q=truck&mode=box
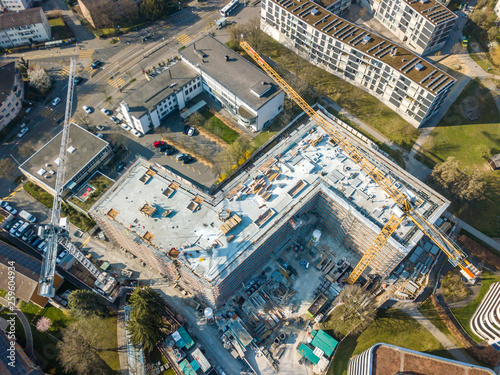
[215,17,227,29]
[19,210,37,223]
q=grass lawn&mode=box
[48,17,73,40]
[24,181,96,231]
[415,79,500,237]
[247,35,420,151]
[19,301,75,337]
[69,173,113,211]
[328,308,451,375]
[451,270,500,343]
[96,315,120,372]
[200,110,240,144]
[418,299,457,345]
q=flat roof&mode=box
[268,0,455,94]
[372,343,495,375]
[403,0,457,25]
[180,35,282,111]
[91,110,449,285]
[122,60,199,119]
[19,123,109,190]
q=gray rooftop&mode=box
[0,7,44,30]
[19,123,109,190]
[180,35,282,111]
[122,61,199,119]
[91,110,449,285]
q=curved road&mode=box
[0,296,34,359]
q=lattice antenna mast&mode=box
[39,58,76,297]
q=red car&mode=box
[153,141,165,148]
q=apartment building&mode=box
[261,0,456,127]
[0,61,24,131]
[348,343,495,375]
[121,36,285,133]
[19,123,112,196]
[0,0,33,11]
[0,7,51,48]
[359,0,457,55]
[471,282,500,350]
[90,114,450,307]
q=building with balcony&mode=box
[0,0,34,11]
[359,0,457,55]
[260,0,456,127]
[0,7,51,48]
[0,61,24,131]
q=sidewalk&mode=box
[116,293,129,375]
[395,302,477,365]
[444,211,500,252]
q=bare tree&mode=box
[321,284,377,336]
[76,113,92,129]
[108,132,126,147]
[27,65,52,93]
[431,157,486,202]
[186,111,205,129]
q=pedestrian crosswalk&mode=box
[54,66,70,78]
[39,107,64,123]
[177,34,192,45]
[79,49,94,60]
[83,64,94,72]
[162,23,173,29]
[108,77,126,89]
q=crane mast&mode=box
[239,41,480,284]
[39,58,76,297]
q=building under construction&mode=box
[89,111,449,307]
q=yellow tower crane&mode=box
[240,41,481,284]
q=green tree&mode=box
[127,287,169,352]
[68,290,107,318]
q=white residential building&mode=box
[0,8,51,48]
[0,61,24,131]
[120,35,285,134]
[261,0,456,127]
[471,282,500,350]
[359,0,457,55]
[0,0,34,11]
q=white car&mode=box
[130,129,142,138]
[56,250,68,264]
[9,221,22,235]
[4,205,17,215]
[120,123,131,132]
[187,127,195,137]
[52,97,61,106]
[83,105,92,114]
[101,108,112,116]
[17,127,29,138]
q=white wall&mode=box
[0,0,33,11]
[0,9,51,48]
[255,91,285,131]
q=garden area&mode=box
[451,270,500,343]
[48,16,74,40]
[414,79,500,237]
[69,173,114,211]
[441,269,470,303]
[328,308,451,375]
[199,110,240,144]
[24,181,96,231]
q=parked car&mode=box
[0,201,8,208]
[176,153,187,161]
[153,141,166,148]
[83,105,92,114]
[22,228,35,242]
[9,220,22,235]
[164,148,175,155]
[74,76,83,85]
[32,238,42,247]
[159,144,171,152]
[56,250,68,264]
[116,163,125,172]
[52,97,61,106]
[120,123,131,132]
[37,241,47,251]
[91,60,102,69]
[97,133,103,138]
[17,127,29,138]
[101,108,112,116]
[110,116,120,124]
[96,125,105,131]
[187,127,195,137]
[130,129,142,138]
[4,205,17,215]
[15,221,29,237]
[183,155,194,164]
[183,125,190,134]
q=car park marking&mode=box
[163,23,173,29]
[177,34,192,45]
[83,64,94,72]
[55,66,70,77]
[1,185,23,200]
[79,49,95,60]
[79,236,91,249]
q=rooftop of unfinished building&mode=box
[91,110,449,284]
[372,343,495,375]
